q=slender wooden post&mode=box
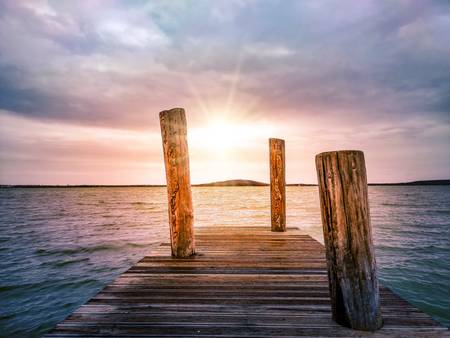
[159,108,195,258]
[269,138,286,232]
[315,150,382,331]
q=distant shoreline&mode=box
[368,180,450,186]
[1,179,449,188]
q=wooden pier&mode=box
[46,226,448,337]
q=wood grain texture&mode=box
[45,226,448,337]
[159,108,195,258]
[316,150,382,331]
[269,138,286,232]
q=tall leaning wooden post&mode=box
[269,138,286,232]
[315,150,382,331]
[159,108,195,258]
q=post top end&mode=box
[159,107,185,118]
[315,150,364,160]
[269,138,285,143]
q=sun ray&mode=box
[225,50,245,116]
[184,75,210,116]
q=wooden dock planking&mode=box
[45,226,448,337]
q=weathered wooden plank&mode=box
[65,312,437,323]
[48,323,449,337]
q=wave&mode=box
[380,203,402,206]
[53,257,90,267]
[34,241,152,257]
[433,209,450,214]
[126,242,150,248]
[130,202,158,210]
[35,244,121,256]
[0,313,15,320]
[0,278,98,294]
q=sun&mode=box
[189,112,276,158]
[204,118,237,151]
[189,116,239,156]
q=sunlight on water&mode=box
[0,186,449,336]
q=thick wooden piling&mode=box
[315,150,382,331]
[159,108,195,258]
[269,138,286,232]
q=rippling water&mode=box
[0,186,449,336]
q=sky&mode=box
[0,0,449,185]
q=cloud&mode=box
[0,0,449,183]
[0,0,449,127]
[0,1,450,126]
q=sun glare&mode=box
[189,113,275,158]
[204,118,236,151]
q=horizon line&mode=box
[1,179,449,188]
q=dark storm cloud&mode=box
[0,0,449,127]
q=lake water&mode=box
[0,186,449,336]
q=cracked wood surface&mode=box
[269,138,286,232]
[159,108,195,258]
[316,150,382,330]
